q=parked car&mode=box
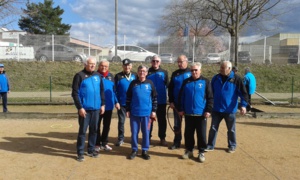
[288,52,299,64]
[108,45,157,62]
[203,53,221,64]
[160,53,174,63]
[238,51,251,63]
[35,44,86,62]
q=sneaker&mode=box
[160,139,168,146]
[204,147,214,152]
[182,150,193,159]
[198,153,205,163]
[128,151,137,160]
[168,144,180,150]
[103,144,112,151]
[142,150,150,160]
[115,140,124,146]
[228,147,236,153]
[94,146,101,152]
[86,151,99,158]
[77,154,84,162]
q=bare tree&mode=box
[159,0,285,65]
[0,0,25,27]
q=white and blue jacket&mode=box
[147,67,168,105]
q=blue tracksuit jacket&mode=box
[168,68,191,107]
[114,71,137,106]
[126,79,158,117]
[147,67,168,105]
[178,76,213,115]
[98,72,118,111]
[211,71,248,113]
[72,69,105,110]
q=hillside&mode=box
[1,60,299,93]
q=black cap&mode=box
[232,66,238,71]
[122,59,131,65]
[0,64,4,67]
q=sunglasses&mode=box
[191,69,198,72]
[152,60,159,63]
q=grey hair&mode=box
[84,56,96,65]
[137,65,148,72]
[190,62,202,69]
[99,59,110,66]
[151,55,161,61]
[221,60,232,69]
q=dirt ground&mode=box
[0,105,299,179]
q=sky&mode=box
[5,0,300,46]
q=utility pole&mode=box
[234,0,239,66]
[115,0,118,61]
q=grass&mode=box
[1,60,300,94]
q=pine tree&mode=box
[18,0,71,35]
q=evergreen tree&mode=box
[18,0,71,35]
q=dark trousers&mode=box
[184,115,207,153]
[0,92,8,112]
[247,94,252,111]
[117,106,126,141]
[173,108,182,146]
[96,110,112,146]
[76,110,99,155]
[150,104,167,140]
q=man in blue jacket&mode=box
[95,59,120,152]
[168,55,191,150]
[72,56,105,162]
[147,55,169,146]
[243,67,256,112]
[178,62,213,163]
[206,61,248,153]
[0,64,10,112]
[126,65,157,160]
[114,59,137,146]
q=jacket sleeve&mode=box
[71,73,83,110]
[205,79,214,113]
[168,72,175,103]
[178,80,186,112]
[100,77,105,106]
[126,81,134,112]
[150,81,158,112]
[237,76,249,107]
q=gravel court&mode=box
[0,116,299,179]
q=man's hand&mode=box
[170,102,175,109]
[240,107,246,115]
[100,105,105,115]
[126,111,130,118]
[115,103,120,110]
[78,108,86,118]
[178,111,184,116]
[204,112,211,118]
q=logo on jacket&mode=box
[145,84,149,89]
[198,83,203,88]
[93,76,98,81]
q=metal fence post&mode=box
[50,76,52,102]
[291,76,294,105]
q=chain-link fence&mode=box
[0,32,300,64]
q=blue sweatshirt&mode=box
[178,76,213,115]
[243,72,256,95]
[126,79,157,117]
[147,67,168,105]
[211,71,248,113]
[0,71,9,93]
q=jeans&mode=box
[117,106,126,141]
[149,104,167,140]
[96,110,112,146]
[0,92,8,112]
[207,111,237,149]
[76,110,100,155]
[184,115,207,153]
[172,108,182,146]
[130,115,150,151]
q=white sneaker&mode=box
[103,145,112,151]
[182,150,193,159]
[198,153,205,163]
[94,146,101,152]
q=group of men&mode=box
[72,54,256,163]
